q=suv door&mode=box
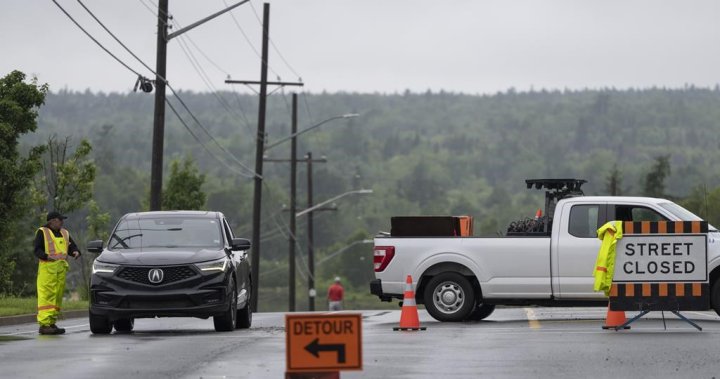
[555,202,609,299]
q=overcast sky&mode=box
[1,0,718,94]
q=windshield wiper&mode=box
[109,233,143,249]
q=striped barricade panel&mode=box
[609,282,709,311]
[609,221,710,312]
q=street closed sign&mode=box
[614,234,708,282]
[286,313,362,372]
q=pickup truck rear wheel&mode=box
[423,272,475,322]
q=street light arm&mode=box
[295,189,372,218]
[264,113,359,152]
[168,0,250,40]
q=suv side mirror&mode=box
[230,238,252,251]
[87,240,104,254]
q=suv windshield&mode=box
[108,217,223,250]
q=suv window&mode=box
[568,205,600,238]
[614,205,668,222]
[222,219,234,245]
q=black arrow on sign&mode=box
[304,338,346,363]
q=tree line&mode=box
[4,69,720,310]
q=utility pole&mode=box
[262,94,297,311]
[304,152,334,311]
[250,2,271,313]
[307,151,315,311]
[289,93,297,312]
[149,0,169,211]
[264,146,329,312]
[225,3,303,312]
[148,0,251,211]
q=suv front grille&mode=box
[116,266,198,285]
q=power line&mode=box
[165,98,255,178]
[301,91,316,126]
[72,0,259,179]
[247,0,302,80]
[166,85,260,178]
[137,0,156,16]
[222,0,281,79]
[52,0,145,78]
[173,26,252,131]
[77,0,159,81]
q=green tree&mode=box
[163,156,206,210]
[74,199,112,300]
[18,136,105,297]
[605,164,623,196]
[0,70,48,294]
[643,155,671,198]
[34,136,96,214]
[680,184,720,226]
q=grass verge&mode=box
[0,297,88,317]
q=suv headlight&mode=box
[195,258,228,272]
[92,261,118,274]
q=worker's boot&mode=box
[50,324,66,334]
[39,325,62,335]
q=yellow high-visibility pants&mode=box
[37,260,68,326]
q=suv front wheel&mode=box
[214,283,237,332]
[90,312,112,334]
[236,287,252,329]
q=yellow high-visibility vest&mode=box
[38,227,69,262]
[592,221,623,296]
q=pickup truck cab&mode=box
[371,180,720,322]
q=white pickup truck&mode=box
[370,180,720,322]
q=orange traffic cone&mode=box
[601,304,630,330]
[393,275,426,331]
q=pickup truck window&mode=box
[614,205,668,222]
[568,204,600,238]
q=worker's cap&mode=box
[46,211,67,221]
[334,276,341,282]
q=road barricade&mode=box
[608,221,709,330]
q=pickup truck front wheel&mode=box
[711,279,720,317]
[423,272,475,322]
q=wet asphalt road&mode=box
[2,308,720,378]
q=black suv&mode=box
[87,211,252,334]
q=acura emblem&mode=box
[148,268,164,284]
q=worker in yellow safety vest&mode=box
[593,220,623,296]
[34,211,81,335]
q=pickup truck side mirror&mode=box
[230,238,252,251]
[87,240,104,254]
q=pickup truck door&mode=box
[554,202,609,299]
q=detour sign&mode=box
[286,313,362,372]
